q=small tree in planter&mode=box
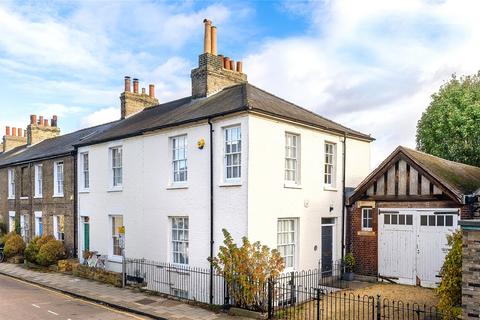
[343,253,355,281]
[210,229,285,313]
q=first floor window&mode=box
[324,142,336,186]
[277,219,297,269]
[224,126,241,180]
[111,215,124,256]
[35,164,43,197]
[285,133,300,183]
[8,168,15,198]
[35,212,43,236]
[54,161,64,196]
[171,135,187,183]
[111,147,123,187]
[53,215,65,241]
[21,166,29,198]
[362,208,373,231]
[171,217,189,264]
[81,153,89,189]
[8,212,15,232]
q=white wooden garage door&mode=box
[378,209,458,288]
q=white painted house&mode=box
[76,20,373,273]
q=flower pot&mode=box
[343,272,354,281]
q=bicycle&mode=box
[0,243,5,263]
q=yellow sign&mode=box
[118,226,125,234]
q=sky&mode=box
[1,0,480,167]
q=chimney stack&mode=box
[120,76,159,119]
[124,76,131,92]
[149,84,155,98]
[2,124,27,152]
[26,114,60,145]
[191,19,247,98]
[133,78,139,94]
[203,19,212,54]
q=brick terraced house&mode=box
[347,146,480,288]
[0,116,117,255]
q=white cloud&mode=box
[80,107,118,128]
[245,0,480,166]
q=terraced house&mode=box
[75,20,373,275]
[0,116,116,256]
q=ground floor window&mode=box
[35,212,43,236]
[171,217,189,265]
[362,208,373,231]
[20,214,29,242]
[277,218,297,269]
[8,212,15,232]
[111,215,124,257]
[53,215,65,241]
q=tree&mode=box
[436,230,462,319]
[416,72,480,166]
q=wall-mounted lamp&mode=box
[329,204,334,212]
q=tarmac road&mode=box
[0,274,150,320]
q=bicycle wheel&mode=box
[0,252,4,263]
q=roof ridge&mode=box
[400,146,480,170]
[245,83,371,138]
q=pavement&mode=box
[0,274,148,320]
[0,263,249,320]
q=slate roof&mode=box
[76,83,373,147]
[0,120,120,167]
[349,146,480,204]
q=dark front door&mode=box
[321,225,333,274]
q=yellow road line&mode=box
[4,275,147,320]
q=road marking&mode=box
[4,276,147,319]
[32,304,41,308]
[47,310,59,315]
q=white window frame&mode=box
[223,126,241,182]
[34,164,43,198]
[170,216,189,265]
[277,218,298,271]
[8,168,15,199]
[171,135,188,184]
[8,211,15,233]
[53,215,65,241]
[362,208,373,231]
[285,133,300,185]
[20,214,28,241]
[53,161,64,197]
[81,152,90,191]
[34,211,43,237]
[110,146,123,190]
[110,215,124,258]
[324,142,337,187]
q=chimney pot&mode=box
[39,116,44,125]
[211,26,217,55]
[52,115,58,127]
[149,84,155,98]
[44,119,49,126]
[236,61,243,73]
[124,76,131,92]
[17,128,22,137]
[223,57,230,69]
[142,87,146,94]
[203,19,212,54]
[12,127,16,136]
[30,114,37,125]
[23,129,27,137]
[6,126,10,136]
[229,60,235,71]
[133,78,139,94]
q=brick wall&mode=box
[461,225,480,319]
[0,155,76,256]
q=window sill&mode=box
[79,189,90,194]
[8,197,15,200]
[52,194,64,198]
[34,195,43,199]
[167,184,188,190]
[284,183,302,189]
[20,197,29,200]
[324,186,338,192]
[219,182,242,187]
[108,187,123,193]
[357,230,375,236]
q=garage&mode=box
[347,146,480,286]
[378,209,458,287]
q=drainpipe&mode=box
[73,151,78,258]
[208,118,214,305]
[341,133,346,265]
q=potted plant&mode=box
[343,253,355,281]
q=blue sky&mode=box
[1,0,480,165]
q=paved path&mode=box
[0,274,148,320]
[0,263,249,320]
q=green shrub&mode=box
[36,235,56,247]
[24,237,42,263]
[0,221,7,236]
[343,252,355,272]
[3,232,26,258]
[36,239,66,266]
[436,230,462,319]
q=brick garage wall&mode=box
[462,227,480,319]
[349,206,378,275]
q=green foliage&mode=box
[0,221,7,236]
[343,252,355,272]
[436,230,462,319]
[210,229,285,312]
[24,237,42,263]
[36,239,66,266]
[416,72,480,166]
[3,232,26,258]
[14,216,21,235]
